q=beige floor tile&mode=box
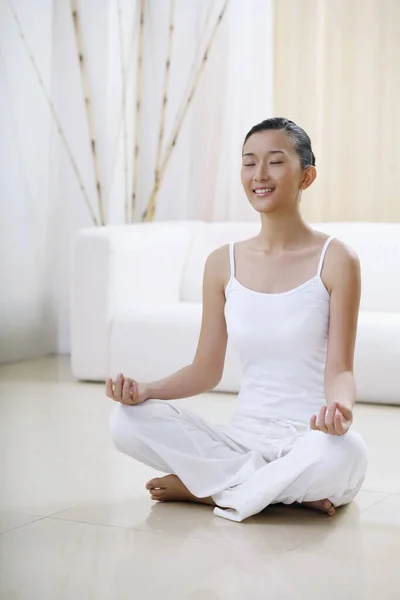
[55,492,342,552]
[356,493,400,525]
[296,494,400,564]
[1,516,399,600]
[351,489,388,512]
[54,490,387,554]
[0,355,74,383]
[1,356,400,600]
[0,393,131,463]
[0,510,40,535]
[260,546,400,600]
[0,451,156,516]
[0,517,285,600]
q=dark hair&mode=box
[243,117,316,168]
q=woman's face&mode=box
[241,129,315,214]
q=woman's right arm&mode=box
[106,246,230,404]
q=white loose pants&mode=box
[109,400,368,522]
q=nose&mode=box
[253,161,269,182]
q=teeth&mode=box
[254,188,273,194]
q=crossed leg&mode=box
[145,474,335,515]
[110,401,366,520]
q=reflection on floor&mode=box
[0,356,399,599]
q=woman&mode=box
[107,117,368,523]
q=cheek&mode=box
[241,169,252,188]
[275,170,296,189]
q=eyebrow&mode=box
[242,150,287,157]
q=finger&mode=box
[339,412,350,434]
[310,414,319,430]
[342,420,350,434]
[122,378,133,404]
[336,402,352,421]
[316,405,328,433]
[334,411,346,435]
[114,373,124,401]
[132,381,138,404]
[325,403,337,434]
[105,378,116,400]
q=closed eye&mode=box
[270,161,283,164]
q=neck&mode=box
[257,210,312,252]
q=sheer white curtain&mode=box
[274,0,400,223]
[0,0,56,362]
[0,0,273,360]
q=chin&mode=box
[248,197,280,214]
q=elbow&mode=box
[192,359,223,391]
[203,368,224,391]
[208,372,223,390]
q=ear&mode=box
[300,166,317,190]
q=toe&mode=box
[323,500,336,516]
[146,478,162,490]
[151,489,166,501]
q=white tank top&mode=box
[225,237,334,428]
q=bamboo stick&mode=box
[130,0,146,222]
[70,0,105,225]
[105,4,139,206]
[103,4,137,215]
[8,0,100,226]
[142,0,230,222]
[168,1,213,153]
[151,0,175,219]
[117,0,130,223]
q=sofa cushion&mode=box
[110,304,202,382]
[110,302,241,392]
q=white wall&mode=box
[0,0,273,362]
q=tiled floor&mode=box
[0,356,399,600]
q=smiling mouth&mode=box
[253,188,275,197]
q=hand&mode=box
[106,373,148,405]
[310,402,353,436]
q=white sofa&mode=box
[71,221,400,405]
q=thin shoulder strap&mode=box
[229,242,236,278]
[317,236,334,277]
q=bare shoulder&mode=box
[204,244,231,287]
[322,238,361,293]
[326,237,360,266]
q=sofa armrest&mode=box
[70,221,203,380]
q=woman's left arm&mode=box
[310,242,361,435]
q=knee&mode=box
[109,404,134,452]
[311,430,368,477]
[328,431,368,505]
[108,400,169,451]
[340,430,368,465]
[331,430,368,471]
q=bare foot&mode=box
[297,499,336,516]
[146,475,215,506]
